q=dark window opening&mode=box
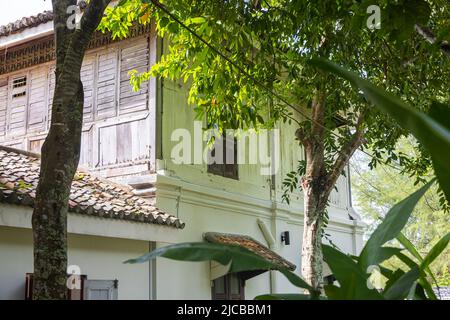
[207,134,238,180]
[212,273,245,300]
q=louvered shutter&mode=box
[27,67,47,132]
[7,75,28,135]
[119,36,149,115]
[83,280,118,300]
[80,54,95,122]
[96,49,117,119]
[47,65,56,128]
[0,78,7,137]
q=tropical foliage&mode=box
[102,0,450,290]
[127,60,450,299]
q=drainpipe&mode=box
[257,218,277,294]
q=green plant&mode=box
[126,59,450,300]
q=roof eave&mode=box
[0,21,54,50]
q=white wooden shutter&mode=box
[96,49,118,119]
[0,78,7,137]
[7,75,28,135]
[80,54,95,122]
[27,67,48,132]
[79,128,93,167]
[83,280,118,300]
[119,37,149,115]
[98,116,151,167]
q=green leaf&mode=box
[357,179,435,270]
[186,17,206,25]
[396,232,439,299]
[420,232,450,271]
[125,242,315,294]
[322,245,383,300]
[384,266,420,300]
[396,232,423,262]
[310,58,450,202]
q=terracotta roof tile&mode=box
[204,232,296,271]
[0,11,54,37]
[0,145,185,229]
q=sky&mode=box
[0,0,51,25]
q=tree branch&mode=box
[311,90,326,139]
[325,110,367,196]
[415,24,450,59]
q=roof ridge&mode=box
[0,1,92,38]
[0,11,54,38]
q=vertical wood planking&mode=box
[119,36,150,115]
[47,65,55,129]
[81,54,95,123]
[7,74,28,135]
[27,67,47,132]
[79,128,93,167]
[98,125,117,166]
[0,78,7,137]
[96,49,118,119]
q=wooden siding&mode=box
[0,35,156,180]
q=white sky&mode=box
[0,0,52,25]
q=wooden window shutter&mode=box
[212,274,245,300]
[83,280,118,300]
[119,37,150,115]
[47,66,56,128]
[96,49,118,119]
[207,134,238,180]
[224,136,238,180]
[0,78,7,137]
[27,67,48,132]
[80,54,95,122]
[7,75,28,135]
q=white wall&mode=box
[0,226,150,300]
[154,176,365,300]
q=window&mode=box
[12,76,27,98]
[25,273,87,300]
[212,273,245,300]
[207,134,238,180]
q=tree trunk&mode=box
[31,0,110,299]
[301,176,327,291]
[296,88,365,292]
[31,81,84,299]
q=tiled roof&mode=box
[0,1,90,38]
[0,11,54,37]
[204,232,296,271]
[0,146,185,229]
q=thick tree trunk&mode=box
[301,180,327,291]
[31,0,110,299]
[296,88,365,292]
[32,81,84,299]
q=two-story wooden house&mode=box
[0,10,364,299]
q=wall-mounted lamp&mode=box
[281,231,290,245]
